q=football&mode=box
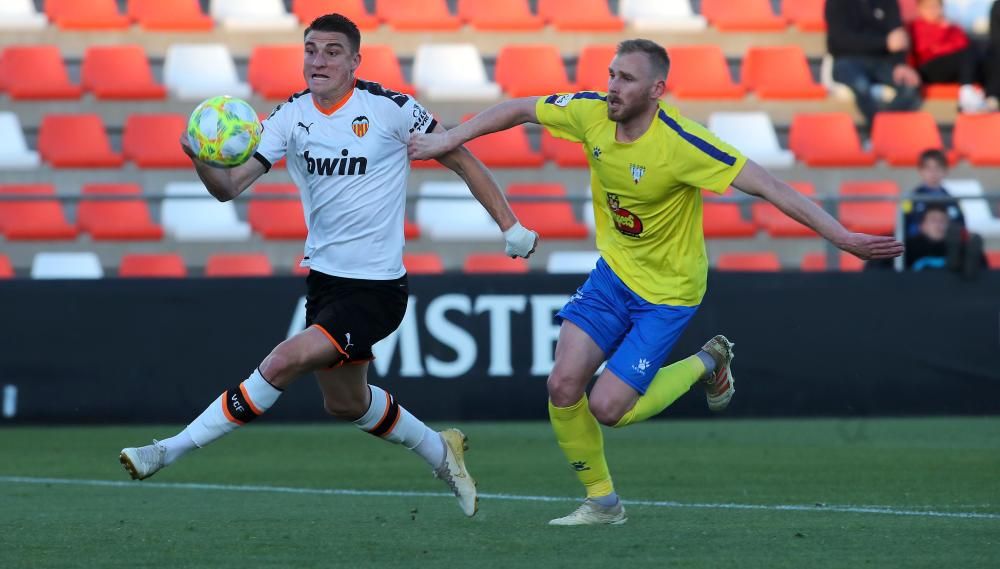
[186,95,262,168]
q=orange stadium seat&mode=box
[78,184,164,241]
[249,45,307,100]
[788,113,875,167]
[205,253,274,277]
[293,0,380,29]
[575,44,616,91]
[0,255,13,279]
[538,0,623,31]
[119,254,188,278]
[358,45,414,94]
[952,113,1000,166]
[541,130,589,167]
[496,45,573,97]
[128,0,214,31]
[45,0,129,30]
[0,184,78,241]
[38,114,123,168]
[783,0,826,31]
[123,114,189,168]
[871,111,943,166]
[404,219,421,240]
[462,115,544,167]
[665,45,745,100]
[924,83,961,100]
[838,181,900,235]
[463,253,530,274]
[376,0,461,31]
[702,202,758,238]
[716,252,781,271]
[507,183,589,239]
[742,45,826,99]
[458,0,543,31]
[987,250,1000,269]
[403,252,445,274]
[701,0,787,31]
[82,45,166,100]
[248,184,307,240]
[751,181,819,237]
[800,251,865,272]
[0,46,82,100]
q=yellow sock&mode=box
[548,395,614,498]
[614,355,706,428]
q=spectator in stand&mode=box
[903,149,967,237]
[826,0,923,126]
[987,0,1000,111]
[909,0,989,113]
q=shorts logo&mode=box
[569,291,584,303]
[607,193,644,237]
[344,332,354,351]
[351,116,369,137]
[632,358,651,376]
[630,163,646,185]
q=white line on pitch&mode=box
[1,476,997,521]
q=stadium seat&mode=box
[205,253,274,277]
[129,0,214,31]
[404,219,420,240]
[248,183,307,240]
[161,182,252,241]
[751,181,820,237]
[463,253,530,274]
[249,45,307,100]
[987,250,1000,269]
[458,0,543,30]
[496,45,573,97]
[0,112,41,169]
[0,255,13,279]
[45,0,128,30]
[81,46,166,100]
[413,44,501,100]
[0,46,82,100]
[210,0,297,29]
[665,45,745,100]
[163,44,251,100]
[358,45,414,94]
[31,252,103,279]
[0,184,77,240]
[403,252,446,274]
[546,251,601,273]
[293,0,379,29]
[537,0,623,31]
[707,112,794,168]
[507,183,589,239]
[462,116,544,167]
[38,114,124,168]
[376,0,461,31]
[715,252,781,271]
[541,130,588,167]
[415,181,497,240]
[788,113,876,167]
[701,0,787,31]
[123,114,189,168]
[952,113,1000,166]
[800,252,865,272]
[838,181,900,235]
[702,202,758,238]
[618,0,707,31]
[78,184,164,241]
[119,253,188,278]
[0,0,48,29]
[945,0,992,33]
[575,44,616,92]
[924,83,961,100]
[870,112,943,166]
[742,46,826,99]
[942,179,1000,238]
[783,0,826,31]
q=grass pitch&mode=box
[1,418,998,568]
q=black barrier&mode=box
[1,272,998,423]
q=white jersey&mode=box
[254,79,437,280]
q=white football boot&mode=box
[120,440,167,480]
[549,499,627,526]
[434,428,478,517]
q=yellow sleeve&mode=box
[534,93,601,144]
[667,114,747,195]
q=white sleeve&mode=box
[395,95,438,143]
[253,102,294,172]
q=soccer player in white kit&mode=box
[118,14,539,517]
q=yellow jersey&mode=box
[536,93,747,306]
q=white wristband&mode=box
[503,222,537,258]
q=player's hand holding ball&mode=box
[182,96,262,167]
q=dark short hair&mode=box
[923,203,950,217]
[616,39,670,79]
[919,148,948,168]
[305,14,361,54]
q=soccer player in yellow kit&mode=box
[409,39,903,525]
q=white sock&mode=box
[354,385,445,468]
[178,368,282,452]
[159,430,196,466]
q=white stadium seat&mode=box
[31,252,103,279]
[945,0,992,34]
[943,179,1000,238]
[619,0,707,31]
[210,0,297,30]
[163,44,251,101]
[412,44,502,101]
[707,112,795,169]
[0,0,48,30]
[0,112,41,169]
[546,251,601,274]
[415,181,498,240]
[161,182,252,241]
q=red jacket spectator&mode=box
[908,17,970,67]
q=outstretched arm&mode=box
[408,97,540,161]
[179,133,266,202]
[732,160,903,260]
